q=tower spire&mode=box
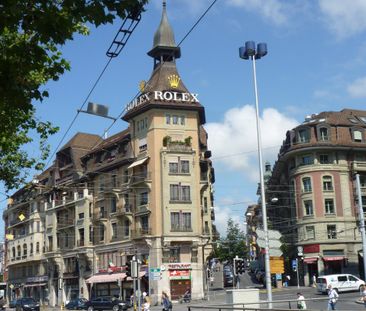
[147,0,181,66]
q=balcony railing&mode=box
[57,219,75,230]
[171,226,193,232]
[130,172,151,185]
[135,204,150,214]
[353,161,366,171]
[131,228,152,238]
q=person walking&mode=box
[142,292,150,311]
[162,291,172,311]
[327,284,339,310]
[296,292,307,310]
[360,284,366,308]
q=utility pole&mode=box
[356,174,366,279]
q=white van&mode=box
[316,274,365,293]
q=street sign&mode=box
[297,246,303,256]
[150,268,161,281]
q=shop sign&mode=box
[303,244,320,253]
[168,263,191,270]
[98,266,123,273]
[26,275,48,283]
[169,270,190,280]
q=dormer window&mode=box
[353,130,363,142]
[298,129,310,143]
[319,127,329,141]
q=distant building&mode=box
[3,2,216,305]
[267,109,366,285]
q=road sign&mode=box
[150,268,161,281]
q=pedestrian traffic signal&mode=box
[234,257,245,275]
[126,261,131,277]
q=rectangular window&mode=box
[99,225,104,241]
[182,212,192,230]
[204,197,208,213]
[110,197,117,213]
[304,200,313,216]
[323,176,333,191]
[99,176,105,192]
[166,114,171,124]
[325,199,335,214]
[302,177,312,192]
[319,154,330,164]
[306,226,315,239]
[140,192,148,206]
[360,175,366,188]
[169,162,178,174]
[354,130,363,142]
[172,115,179,124]
[362,196,366,213]
[124,219,130,236]
[319,127,329,140]
[171,212,180,230]
[181,160,189,173]
[298,129,310,143]
[79,213,84,219]
[141,215,149,231]
[170,184,191,202]
[112,223,117,238]
[180,116,185,125]
[301,155,314,165]
[327,225,337,239]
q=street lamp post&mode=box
[239,41,272,308]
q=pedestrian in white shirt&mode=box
[296,292,307,310]
[327,284,339,310]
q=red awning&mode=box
[86,273,126,284]
[323,256,345,262]
[303,257,318,264]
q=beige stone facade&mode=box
[3,3,216,306]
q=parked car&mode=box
[66,298,89,310]
[9,299,18,308]
[85,297,129,311]
[316,274,365,293]
[15,298,40,311]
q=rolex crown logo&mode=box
[168,74,180,88]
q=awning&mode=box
[86,273,126,284]
[303,257,318,264]
[126,271,147,281]
[323,256,345,262]
[24,283,47,288]
[128,157,148,169]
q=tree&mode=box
[0,0,147,190]
[213,218,247,263]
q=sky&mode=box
[2,0,366,237]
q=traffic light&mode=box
[237,259,245,274]
[125,261,131,277]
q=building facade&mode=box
[267,109,366,285]
[3,2,216,305]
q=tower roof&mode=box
[148,1,181,59]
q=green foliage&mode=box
[212,218,247,263]
[0,0,147,190]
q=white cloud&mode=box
[206,105,298,181]
[213,205,244,237]
[318,0,366,38]
[347,77,366,98]
[227,0,290,25]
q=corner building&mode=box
[3,2,216,305]
[121,2,215,300]
[268,109,366,285]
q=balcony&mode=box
[135,204,150,215]
[171,226,193,232]
[115,205,133,218]
[57,219,75,230]
[131,228,152,239]
[130,172,151,185]
[77,240,85,247]
[94,211,108,222]
[353,161,366,171]
[166,144,192,152]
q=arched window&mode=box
[36,242,40,253]
[17,245,21,257]
[23,243,27,256]
[30,243,33,255]
[12,247,15,258]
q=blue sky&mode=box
[2,0,366,237]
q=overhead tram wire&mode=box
[45,5,144,168]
